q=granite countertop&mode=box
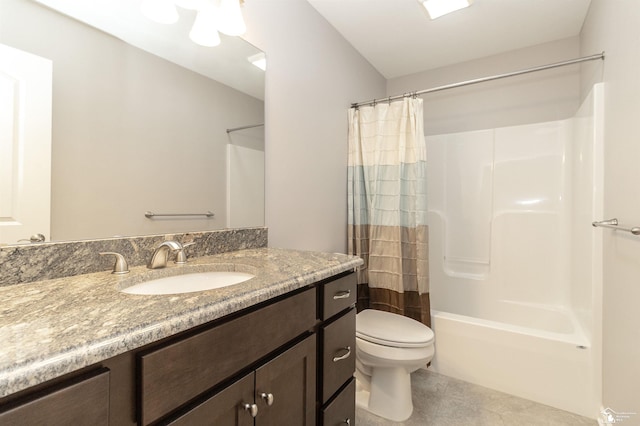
[0,248,363,398]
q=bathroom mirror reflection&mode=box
[0,0,265,245]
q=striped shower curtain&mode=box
[347,97,430,326]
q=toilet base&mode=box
[355,367,414,422]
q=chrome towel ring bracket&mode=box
[592,218,640,236]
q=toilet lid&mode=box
[356,309,434,348]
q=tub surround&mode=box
[0,247,363,398]
[426,84,603,419]
[0,227,268,286]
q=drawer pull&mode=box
[342,419,351,425]
[332,346,351,362]
[243,403,258,417]
[260,392,274,406]
[333,290,351,300]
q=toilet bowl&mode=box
[355,309,435,422]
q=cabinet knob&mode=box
[332,346,351,362]
[342,419,351,425]
[333,290,351,300]
[260,392,274,406]
[243,403,258,417]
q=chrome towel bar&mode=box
[145,211,214,219]
[592,218,640,235]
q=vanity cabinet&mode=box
[0,271,357,426]
[0,368,110,426]
[139,288,316,425]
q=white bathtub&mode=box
[429,308,598,418]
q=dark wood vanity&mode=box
[0,271,357,426]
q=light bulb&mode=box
[217,0,246,36]
[140,0,180,24]
[190,6,221,46]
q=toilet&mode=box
[355,309,435,422]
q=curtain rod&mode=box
[226,123,264,133]
[351,52,605,108]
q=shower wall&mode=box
[427,86,601,337]
[425,84,603,417]
[227,126,265,229]
[428,119,577,317]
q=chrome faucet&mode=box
[147,241,183,269]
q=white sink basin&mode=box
[121,271,255,295]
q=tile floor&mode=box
[355,369,598,425]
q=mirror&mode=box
[0,0,265,245]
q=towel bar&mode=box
[592,218,640,235]
[145,211,214,219]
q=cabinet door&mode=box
[255,335,316,426]
[168,373,254,426]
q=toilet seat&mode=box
[356,309,434,348]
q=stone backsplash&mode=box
[0,227,267,286]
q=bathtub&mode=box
[429,307,598,418]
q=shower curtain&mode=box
[347,97,430,327]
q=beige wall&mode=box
[387,37,581,135]
[242,0,386,253]
[581,0,640,417]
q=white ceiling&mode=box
[306,0,592,79]
[33,0,265,99]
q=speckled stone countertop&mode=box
[0,248,363,398]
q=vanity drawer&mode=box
[322,378,355,426]
[139,288,316,425]
[322,308,356,403]
[0,369,109,426]
[322,273,356,320]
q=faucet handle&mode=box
[175,242,196,264]
[100,252,130,274]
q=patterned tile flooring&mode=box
[355,369,598,426]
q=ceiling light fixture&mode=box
[216,0,247,36]
[140,0,246,47]
[189,4,221,46]
[420,0,473,20]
